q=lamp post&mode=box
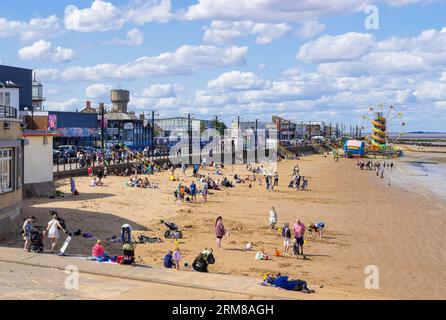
[100,104,106,149]
[150,110,159,157]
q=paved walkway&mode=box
[0,247,298,300]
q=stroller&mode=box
[192,249,215,273]
[29,227,44,253]
[160,219,183,239]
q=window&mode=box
[0,92,11,106]
[0,148,13,193]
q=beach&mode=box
[11,153,446,299]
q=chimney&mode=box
[86,101,91,109]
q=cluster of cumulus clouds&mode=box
[1,0,445,128]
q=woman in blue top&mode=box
[190,181,197,201]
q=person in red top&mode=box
[293,219,306,257]
[91,240,108,260]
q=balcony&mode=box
[0,105,18,119]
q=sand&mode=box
[17,154,446,299]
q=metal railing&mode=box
[0,105,18,119]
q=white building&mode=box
[22,131,58,197]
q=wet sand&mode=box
[15,154,446,299]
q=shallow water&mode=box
[389,152,446,200]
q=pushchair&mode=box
[29,228,44,253]
[160,219,183,239]
[121,242,136,265]
[192,249,215,272]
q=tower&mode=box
[110,89,129,113]
[32,72,45,110]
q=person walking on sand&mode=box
[190,181,197,201]
[268,207,278,229]
[293,219,306,258]
[281,222,292,254]
[45,211,67,252]
[202,179,209,202]
[22,216,35,251]
[173,247,182,270]
[215,216,226,249]
[272,172,279,191]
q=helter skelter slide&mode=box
[370,113,387,149]
[361,104,406,152]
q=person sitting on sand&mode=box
[255,247,271,260]
[164,250,174,268]
[90,177,98,187]
[262,273,315,293]
[91,240,110,261]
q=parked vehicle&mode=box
[57,145,77,157]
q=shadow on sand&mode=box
[2,195,150,257]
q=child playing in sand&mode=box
[255,247,271,260]
[173,248,181,270]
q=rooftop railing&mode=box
[0,105,18,119]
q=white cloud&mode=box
[204,20,290,44]
[142,83,182,98]
[34,68,60,82]
[64,0,173,33]
[64,0,125,32]
[0,15,61,42]
[18,40,75,63]
[85,83,113,99]
[184,0,434,23]
[59,45,248,81]
[130,83,183,111]
[45,98,80,112]
[126,0,173,25]
[104,28,144,46]
[298,32,375,63]
[296,20,325,38]
[207,71,268,91]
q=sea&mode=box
[389,152,446,200]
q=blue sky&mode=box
[1,0,446,131]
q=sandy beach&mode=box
[11,153,446,299]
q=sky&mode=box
[1,0,446,131]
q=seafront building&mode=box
[0,78,23,238]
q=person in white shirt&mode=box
[45,211,67,252]
[268,207,278,229]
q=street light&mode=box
[150,110,159,157]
